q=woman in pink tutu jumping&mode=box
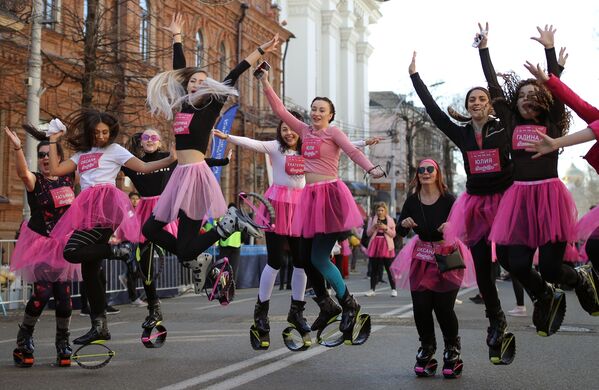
[48,110,175,345]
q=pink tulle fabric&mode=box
[390,236,477,292]
[444,192,503,247]
[367,235,394,258]
[135,196,178,242]
[489,179,577,247]
[11,223,82,283]
[258,185,303,236]
[51,184,139,243]
[577,207,599,241]
[291,179,363,238]
[152,161,227,223]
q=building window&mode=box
[219,42,227,80]
[42,0,59,29]
[139,0,150,61]
[195,31,204,67]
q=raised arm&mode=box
[409,51,464,148]
[222,34,280,87]
[4,127,36,191]
[546,74,599,123]
[48,133,77,177]
[163,13,186,70]
[261,74,308,136]
[530,25,562,77]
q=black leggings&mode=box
[586,239,599,272]
[470,239,501,313]
[63,228,113,317]
[25,281,72,320]
[137,241,159,303]
[265,232,306,270]
[411,288,460,345]
[142,212,220,262]
[504,242,578,299]
[369,258,396,290]
[512,278,525,306]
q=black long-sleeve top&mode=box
[121,150,229,197]
[411,73,513,195]
[396,192,455,242]
[172,42,249,153]
[479,47,565,181]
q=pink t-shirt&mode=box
[264,86,375,176]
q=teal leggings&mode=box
[302,234,347,299]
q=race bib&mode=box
[78,153,102,173]
[512,125,546,150]
[285,155,305,175]
[413,241,435,263]
[172,112,194,135]
[467,148,501,174]
[302,137,322,159]
[50,186,75,208]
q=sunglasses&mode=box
[417,166,435,174]
[141,134,160,142]
[37,152,50,158]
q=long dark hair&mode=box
[276,110,304,153]
[500,74,570,136]
[65,109,120,152]
[127,132,144,158]
[22,124,65,161]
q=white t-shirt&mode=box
[70,144,134,190]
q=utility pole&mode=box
[23,0,44,218]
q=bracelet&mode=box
[173,33,181,37]
[14,146,22,151]
[48,141,57,144]
[257,46,265,55]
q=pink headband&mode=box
[419,159,439,170]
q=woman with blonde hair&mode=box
[365,202,397,297]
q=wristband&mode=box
[173,33,181,37]
[257,47,265,55]
[14,146,22,151]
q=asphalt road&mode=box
[1,265,598,390]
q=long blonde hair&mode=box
[146,69,239,120]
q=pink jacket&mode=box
[367,215,396,253]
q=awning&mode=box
[343,181,377,197]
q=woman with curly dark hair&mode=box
[478,23,597,337]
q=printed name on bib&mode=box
[78,153,102,173]
[413,241,435,263]
[302,138,322,159]
[50,186,75,208]
[467,148,501,174]
[172,112,194,135]
[285,155,305,175]
[512,125,547,150]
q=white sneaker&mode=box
[508,305,527,317]
[131,298,147,307]
[455,299,463,305]
[391,289,398,297]
[217,206,263,239]
[365,290,376,297]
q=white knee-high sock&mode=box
[258,264,279,302]
[291,267,307,301]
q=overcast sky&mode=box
[368,0,599,177]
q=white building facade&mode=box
[277,0,383,180]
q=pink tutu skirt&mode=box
[153,161,227,223]
[489,178,577,248]
[390,236,476,292]
[577,207,599,241]
[11,223,81,283]
[135,196,178,242]
[444,192,503,247]
[259,185,303,236]
[51,184,139,243]
[291,179,363,238]
[367,235,394,258]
